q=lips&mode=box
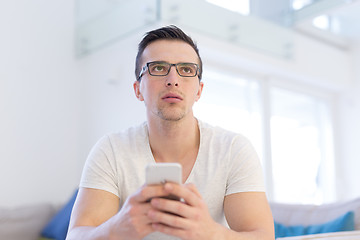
[161,92,183,103]
[161,93,183,100]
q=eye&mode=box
[153,65,165,72]
[149,62,169,75]
[178,64,197,76]
[182,66,192,73]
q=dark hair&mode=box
[135,25,202,81]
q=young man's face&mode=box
[134,39,204,122]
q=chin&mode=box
[160,115,185,122]
[158,110,186,122]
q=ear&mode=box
[195,81,204,102]
[133,81,144,101]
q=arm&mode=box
[66,186,170,240]
[146,183,274,240]
[66,188,119,240]
[223,192,275,239]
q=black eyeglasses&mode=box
[138,61,199,80]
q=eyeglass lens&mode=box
[148,62,198,77]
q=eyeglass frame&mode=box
[137,61,200,81]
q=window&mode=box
[291,0,342,35]
[313,15,330,30]
[194,69,336,204]
[194,70,263,160]
[292,0,314,11]
[270,87,335,204]
[312,15,341,35]
[206,0,250,15]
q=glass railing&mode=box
[75,0,353,58]
[75,0,294,58]
[75,0,158,56]
[161,0,293,58]
[293,0,349,22]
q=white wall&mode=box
[77,31,147,167]
[0,1,81,206]
[1,1,359,207]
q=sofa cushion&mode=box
[270,197,360,230]
[277,230,360,239]
[41,189,78,240]
[274,211,355,239]
[0,203,56,240]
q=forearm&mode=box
[66,208,153,240]
[66,224,113,240]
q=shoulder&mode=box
[106,122,147,141]
[198,119,250,145]
[93,122,148,151]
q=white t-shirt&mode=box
[80,120,265,240]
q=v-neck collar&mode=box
[142,119,203,184]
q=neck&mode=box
[147,116,200,164]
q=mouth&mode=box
[161,93,183,100]
[161,93,183,103]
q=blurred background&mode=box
[1,0,359,207]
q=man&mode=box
[67,25,274,240]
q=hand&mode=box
[109,184,172,240]
[147,183,224,240]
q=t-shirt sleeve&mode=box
[226,135,266,195]
[79,135,119,197]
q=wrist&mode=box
[210,223,228,240]
[105,217,122,240]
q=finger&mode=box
[163,183,200,207]
[184,183,202,198]
[150,197,193,219]
[147,207,191,229]
[152,222,187,239]
[120,198,154,223]
[132,185,171,203]
[138,202,155,217]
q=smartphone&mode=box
[145,163,182,202]
[146,162,182,185]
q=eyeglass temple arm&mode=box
[138,65,147,80]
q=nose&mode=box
[165,66,179,87]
